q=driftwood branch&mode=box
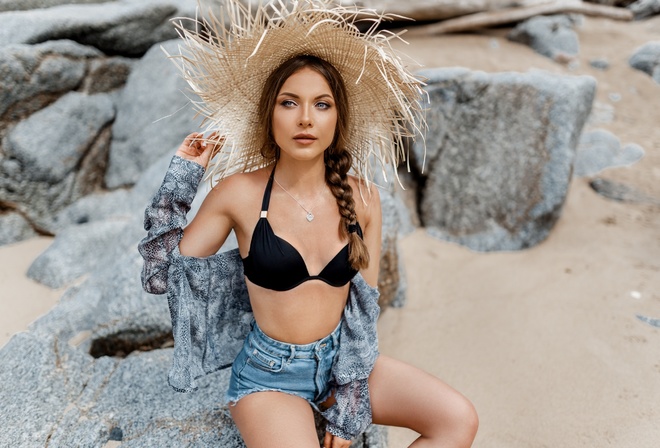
[408,0,633,36]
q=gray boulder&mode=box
[629,41,660,83]
[508,14,581,62]
[0,210,38,245]
[6,92,114,183]
[27,219,133,288]
[628,0,660,20]
[104,39,201,188]
[81,56,134,94]
[0,40,101,120]
[413,67,596,251]
[574,129,644,177]
[589,178,660,206]
[0,92,115,230]
[0,0,196,56]
[50,152,175,231]
[0,0,113,12]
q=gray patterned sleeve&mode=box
[138,155,205,294]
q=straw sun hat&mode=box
[167,0,426,184]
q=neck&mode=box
[274,154,326,192]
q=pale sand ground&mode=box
[1,15,659,448]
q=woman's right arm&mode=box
[137,132,228,294]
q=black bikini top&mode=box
[242,166,362,291]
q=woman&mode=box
[140,1,477,447]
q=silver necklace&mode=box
[273,177,316,222]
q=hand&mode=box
[175,132,225,169]
[323,431,351,448]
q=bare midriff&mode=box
[246,279,349,344]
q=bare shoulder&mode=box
[203,166,272,217]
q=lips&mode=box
[293,133,317,144]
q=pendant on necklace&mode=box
[306,212,314,222]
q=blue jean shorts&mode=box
[225,319,340,411]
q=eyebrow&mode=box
[277,92,334,101]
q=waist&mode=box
[249,319,341,359]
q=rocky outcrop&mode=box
[0,0,113,11]
[0,210,38,245]
[1,91,115,231]
[574,129,644,177]
[628,0,660,20]
[0,0,196,56]
[0,38,133,239]
[508,14,581,63]
[104,39,201,189]
[411,67,596,251]
[0,40,103,120]
[0,35,193,237]
[589,178,660,205]
[629,41,660,83]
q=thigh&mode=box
[369,355,478,442]
[229,391,319,448]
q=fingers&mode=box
[323,432,350,448]
[176,131,226,168]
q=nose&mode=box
[298,104,313,128]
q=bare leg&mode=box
[369,355,478,447]
[229,391,320,448]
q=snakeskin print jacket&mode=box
[138,156,381,440]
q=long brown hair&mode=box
[258,55,369,270]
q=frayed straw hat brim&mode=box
[166,0,426,184]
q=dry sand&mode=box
[1,14,659,448]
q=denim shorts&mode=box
[225,319,340,411]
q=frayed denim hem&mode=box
[225,387,332,413]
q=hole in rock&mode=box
[108,426,123,441]
[89,329,174,358]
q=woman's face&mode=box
[272,67,338,162]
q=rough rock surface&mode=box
[508,14,581,62]
[0,40,101,120]
[574,129,644,177]
[0,92,115,230]
[0,210,38,245]
[0,39,134,242]
[589,178,660,205]
[6,92,114,183]
[629,40,660,83]
[628,0,660,20]
[412,67,596,251]
[104,39,200,189]
[0,0,196,56]
[27,220,132,288]
[0,0,113,12]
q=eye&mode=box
[316,101,332,110]
[280,99,297,107]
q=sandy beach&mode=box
[1,13,659,448]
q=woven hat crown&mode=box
[168,0,426,184]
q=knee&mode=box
[426,393,478,447]
[450,395,479,447]
[460,397,479,443]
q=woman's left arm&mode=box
[359,185,382,288]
